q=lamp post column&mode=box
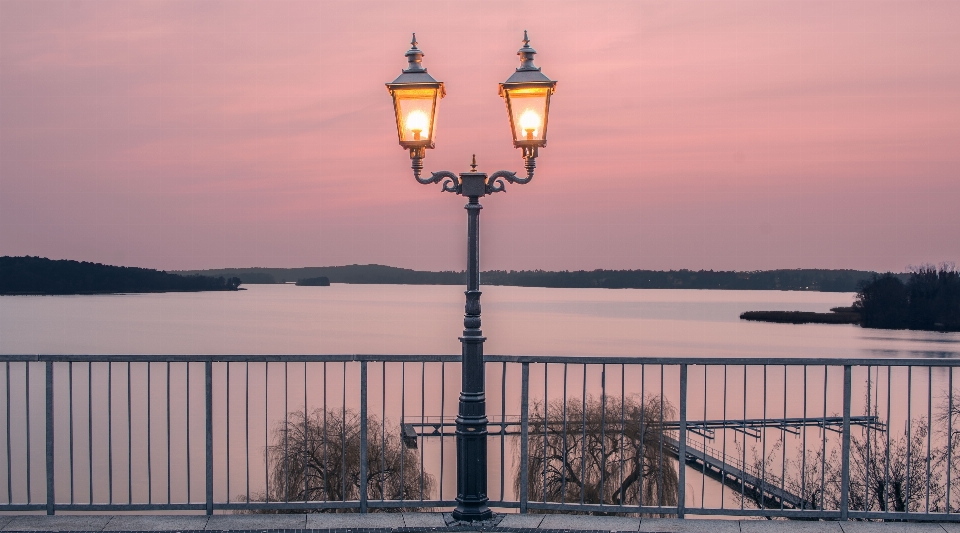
[453,193,492,521]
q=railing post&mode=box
[359,361,368,514]
[840,365,852,521]
[205,361,213,515]
[519,362,529,514]
[45,361,55,515]
[677,364,687,519]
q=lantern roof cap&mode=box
[389,33,443,86]
[502,31,555,86]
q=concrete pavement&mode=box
[0,513,953,532]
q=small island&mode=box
[295,276,330,286]
[741,265,960,332]
[0,256,242,295]
[740,307,860,325]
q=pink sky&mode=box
[1,0,958,272]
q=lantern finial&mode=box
[470,154,478,171]
[517,31,539,71]
[404,33,426,73]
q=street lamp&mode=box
[386,31,556,521]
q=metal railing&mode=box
[0,354,957,521]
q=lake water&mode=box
[2,283,959,358]
[1,284,959,514]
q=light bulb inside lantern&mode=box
[519,109,541,139]
[406,110,429,141]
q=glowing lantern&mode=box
[499,31,557,156]
[386,34,445,155]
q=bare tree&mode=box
[517,394,679,514]
[248,407,433,512]
[735,418,944,515]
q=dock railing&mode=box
[0,354,957,521]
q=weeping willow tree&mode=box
[248,407,433,512]
[516,394,679,514]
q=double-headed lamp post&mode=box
[386,32,556,521]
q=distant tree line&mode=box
[180,265,892,292]
[0,256,240,295]
[295,276,330,286]
[854,264,960,331]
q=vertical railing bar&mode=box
[226,363,230,504]
[284,362,289,502]
[439,362,445,502]
[26,363,31,505]
[90,363,95,504]
[619,364,625,506]
[906,366,913,513]
[561,363,568,505]
[186,363,190,504]
[760,365,766,511]
[742,365,747,510]
[381,363,387,500]
[800,365,807,509]
[147,363,152,505]
[204,360,213,515]
[245,362,250,503]
[265,362,269,504]
[359,361,368,514]
[45,361,55,515]
[341,363,346,502]
[703,365,708,510]
[519,362,529,514]
[926,366,932,513]
[865,366,871,511]
[69,362,75,505]
[419,361,425,501]
[884,366,891,513]
[322,362,328,502]
[107,361,112,504]
[820,366,827,512]
[781,366,787,511]
[721,364,727,509]
[127,362,132,505]
[678,364,687,519]
[544,363,549,504]
[398,363,403,502]
[500,361,506,501]
[639,364,646,507]
[949,366,954,514]
[658,365,664,508]
[5,361,11,505]
[840,365,852,521]
[581,364,587,506]
[599,364,605,508]
[166,362,171,505]
[305,362,310,502]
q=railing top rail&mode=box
[485,355,960,366]
[0,354,463,363]
[0,354,956,366]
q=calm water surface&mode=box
[1,284,958,358]
[1,284,959,512]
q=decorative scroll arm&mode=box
[484,153,537,194]
[410,148,461,194]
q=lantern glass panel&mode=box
[505,86,550,143]
[394,87,439,144]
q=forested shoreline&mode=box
[0,256,241,295]
[179,264,893,292]
[741,265,960,332]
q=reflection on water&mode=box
[2,284,959,358]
